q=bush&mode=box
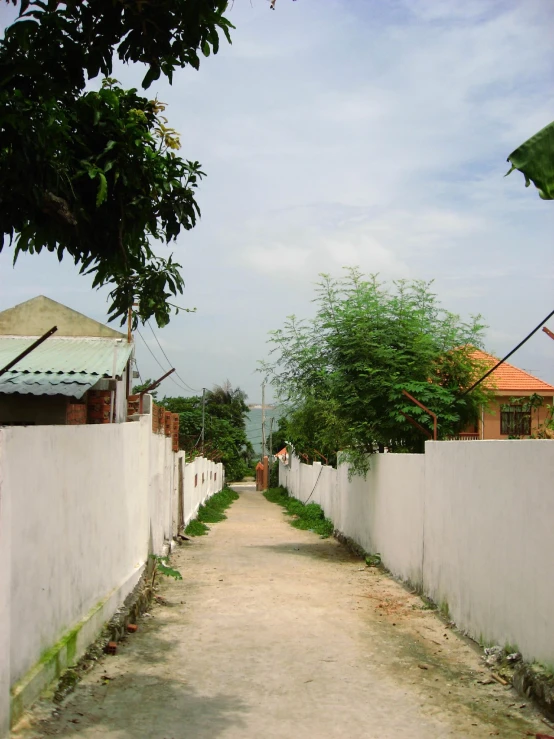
[269,462,279,488]
[225,458,250,483]
[184,519,209,537]
[263,486,334,538]
[185,485,239,535]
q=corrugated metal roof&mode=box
[0,337,133,398]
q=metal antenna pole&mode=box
[0,326,58,377]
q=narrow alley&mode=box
[15,485,547,739]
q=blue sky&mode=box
[1,0,553,401]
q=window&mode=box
[501,405,531,436]
[194,473,198,488]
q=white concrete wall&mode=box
[281,440,554,666]
[0,419,223,733]
[423,440,554,664]
[0,434,10,738]
[281,454,425,585]
[182,455,224,526]
[8,419,149,690]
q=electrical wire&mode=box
[305,465,323,504]
[135,327,197,396]
[134,357,143,385]
[146,321,200,393]
[460,307,554,397]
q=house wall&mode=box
[0,362,132,428]
[0,296,124,339]
[280,440,554,666]
[0,419,223,732]
[0,394,68,425]
[481,395,553,439]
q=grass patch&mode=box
[185,486,239,536]
[263,486,334,538]
[184,519,209,537]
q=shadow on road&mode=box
[32,671,248,738]
[250,540,359,562]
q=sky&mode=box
[1,0,553,402]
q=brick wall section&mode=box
[149,403,174,437]
[127,394,140,419]
[151,402,159,432]
[66,403,87,425]
[87,390,112,424]
[157,406,165,434]
[171,413,180,452]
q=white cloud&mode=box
[1,0,553,397]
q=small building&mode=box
[0,296,134,426]
[460,349,554,440]
[275,447,289,464]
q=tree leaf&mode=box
[96,171,108,206]
[506,120,554,200]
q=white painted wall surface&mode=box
[424,440,554,664]
[0,432,10,739]
[280,441,554,666]
[8,420,149,688]
[281,454,424,584]
[0,419,223,730]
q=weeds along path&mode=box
[15,484,546,738]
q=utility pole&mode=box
[269,416,274,462]
[201,387,206,455]
[261,382,266,460]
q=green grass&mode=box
[184,519,209,536]
[263,486,334,538]
[185,486,240,536]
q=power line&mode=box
[134,356,143,385]
[147,321,200,393]
[461,307,554,397]
[135,327,197,396]
[135,326,166,373]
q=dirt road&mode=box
[15,484,547,738]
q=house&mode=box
[275,447,289,463]
[460,349,554,440]
[0,296,134,426]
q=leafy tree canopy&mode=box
[132,378,159,400]
[506,121,554,200]
[262,269,494,474]
[160,381,255,481]
[0,1,233,326]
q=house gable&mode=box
[0,296,125,339]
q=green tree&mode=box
[262,269,493,474]
[506,121,554,200]
[132,379,159,400]
[161,381,255,481]
[0,1,233,326]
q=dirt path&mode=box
[15,485,548,738]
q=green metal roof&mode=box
[0,336,133,398]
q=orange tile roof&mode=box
[470,349,554,394]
